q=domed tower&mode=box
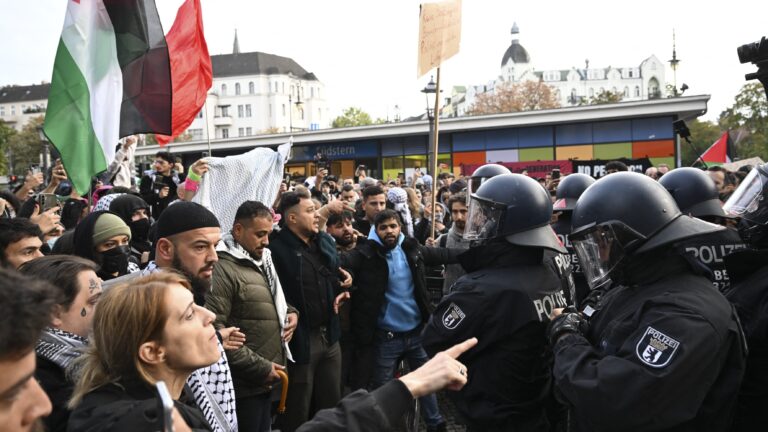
[500,22,531,82]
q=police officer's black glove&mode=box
[546,312,588,346]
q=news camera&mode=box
[738,36,768,94]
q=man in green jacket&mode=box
[206,201,299,432]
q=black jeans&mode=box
[236,392,272,432]
[277,327,341,432]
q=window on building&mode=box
[317,88,320,98]
[282,83,285,93]
[221,106,229,117]
[269,104,272,118]
[238,127,244,137]
[222,128,229,138]
[311,87,315,98]
[189,128,203,139]
[246,127,252,136]
[589,88,594,97]
[237,105,244,118]
[0,106,5,116]
[635,86,640,97]
[318,108,321,120]
[624,86,629,97]
[249,82,255,94]
[628,70,634,78]
[11,105,15,115]
[290,85,294,97]
[282,104,286,116]
[197,109,204,119]
[235,83,241,95]
[245,104,252,117]
[300,108,304,120]
[221,84,227,95]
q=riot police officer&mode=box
[422,173,574,432]
[552,173,595,307]
[465,163,511,206]
[722,163,768,431]
[548,172,746,432]
[659,167,747,292]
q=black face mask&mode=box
[129,218,151,243]
[98,244,131,278]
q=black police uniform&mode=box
[676,227,747,292]
[552,255,746,432]
[422,241,573,432]
[552,213,588,307]
[724,248,768,431]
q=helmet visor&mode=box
[723,167,768,221]
[467,177,490,206]
[463,195,504,241]
[571,223,643,290]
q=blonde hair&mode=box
[68,272,190,408]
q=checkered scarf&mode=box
[35,328,87,370]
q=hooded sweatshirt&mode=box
[437,225,472,295]
[368,229,422,332]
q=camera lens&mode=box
[737,42,758,64]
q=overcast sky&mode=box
[1,0,765,124]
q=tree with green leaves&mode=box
[0,120,15,175]
[7,116,45,176]
[680,119,722,166]
[718,82,768,159]
[331,107,375,128]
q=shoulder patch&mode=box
[442,303,466,330]
[635,326,680,368]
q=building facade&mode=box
[450,23,667,116]
[185,34,330,141]
[0,83,49,131]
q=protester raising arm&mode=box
[183,159,209,201]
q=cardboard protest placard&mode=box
[417,0,462,78]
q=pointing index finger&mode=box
[444,337,478,359]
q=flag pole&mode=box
[430,67,442,240]
[204,99,212,156]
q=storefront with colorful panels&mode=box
[137,96,708,180]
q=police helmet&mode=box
[571,172,722,289]
[466,164,512,206]
[465,173,566,253]
[553,173,595,212]
[724,163,768,246]
[658,167,726,219]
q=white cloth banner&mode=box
[194,141,292,229]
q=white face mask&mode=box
[47,237,59,250]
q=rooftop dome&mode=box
[501,22,530,66]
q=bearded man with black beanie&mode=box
[103,201,243,432]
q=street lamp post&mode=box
[288,91,304,132]
[36,126,50,181]
[421,76,437,175]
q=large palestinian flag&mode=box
[43,0,172,195]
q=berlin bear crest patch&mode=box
[442,303,466,330]
[635,326,680,368]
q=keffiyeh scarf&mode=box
[35,328,87,370]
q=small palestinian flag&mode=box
[699,132,733,166]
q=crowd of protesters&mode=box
[1,136,766,432]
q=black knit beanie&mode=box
[156,202,220,239]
